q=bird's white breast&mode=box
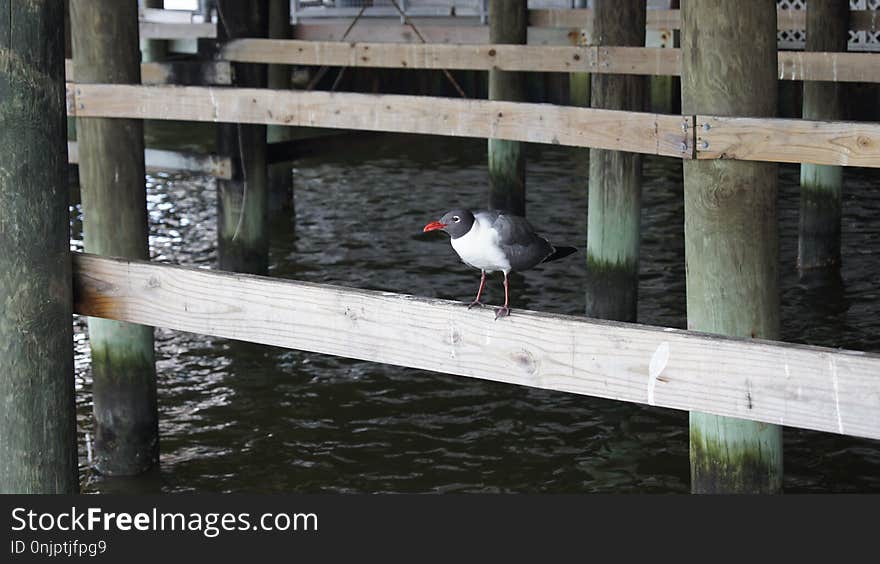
[450,215,511,273]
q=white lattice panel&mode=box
[779,0,880,51]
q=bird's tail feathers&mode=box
[543,246,577,263]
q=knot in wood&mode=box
[511,349,538,376]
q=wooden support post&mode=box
[141,0,169,63]
[487,0,527,216]
[267,0,294,216]
[799,0,849,272]
[681,0,782,493]
[0,0,78,494]
[585,0,645,322]
[215,0,270,274]
[71,0,158,475]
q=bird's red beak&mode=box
[423,221,447,233]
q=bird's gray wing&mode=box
[487,213,554,271]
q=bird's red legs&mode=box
[468,270,487,309]
[495,272,511,319]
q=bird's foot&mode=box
[467,300,485,310]
[494,306,510,320]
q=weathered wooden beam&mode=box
[66,59,232,85]
[66,83,692,158]
[695,116,880,168]
[221,40,880,83]
[67,142,232,178]
[292,22,585,46]
[222,39,598,73]
[63,83,880,168]
[139,7,195,24]
[777,52,880,83]
[138,21,216,40]
[71,253,880,442]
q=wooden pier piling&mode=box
[799,0,849,272]
[0,0,78,493]
[681,0,783,493]
[267,0,294,216]
[71,0,158,475]
[585,0,646,322]
[215,0,270,274]
[487,0,527,216]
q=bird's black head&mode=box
[423,209,475,239]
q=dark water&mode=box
[71,132,880,493]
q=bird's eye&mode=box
[453,216,460,223]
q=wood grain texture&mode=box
[71,253,880,441]
[0,0,78,494]
[67,83,691,157]
[222,40,879,82]
[139,7,195,24]
[70,0,158,476]
[696,116,880,168]
[681,0,782,494]
[292,22,585,45]
[799,0,849,272]
[487,0,527,216]
[138,22,216,39]
[778,52,880,83]
[67,142,231,178]
[222,39,599,73]
[586,0,646,322]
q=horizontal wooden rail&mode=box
[139,21,216,40]
[72,253,880,440]
[292,22,587,46]
[63,83,880,168]
[222,39,653,74]
[696,116,880,168]
[65,59,232,86]
[529,8,880,32]
[222,39,880,83]
[67,142,231,179]
[139,7,196,24]
[65,83,691,158]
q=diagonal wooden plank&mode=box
[696,115,880,168]
[72,253,880,440]
[221,40,880,83]
[66,83,692,158]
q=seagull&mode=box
[423,209,577,319]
